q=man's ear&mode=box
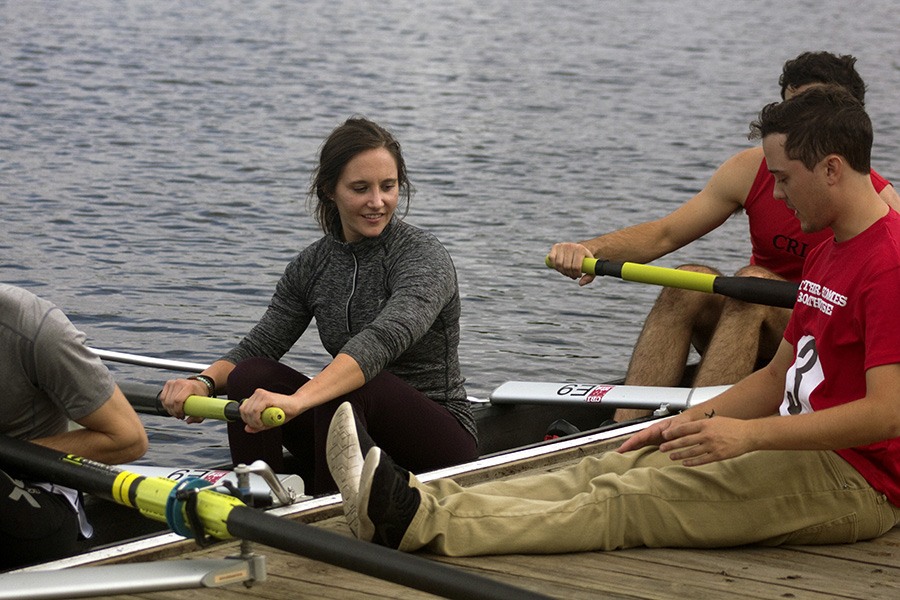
[823,154,844,183]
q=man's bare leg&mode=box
[614,265,723,422]
[693,266,791,386]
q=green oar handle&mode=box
[545,256,798,309]
[184,395,285,427]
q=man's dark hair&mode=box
[750,85,872,173]
[779,51,866,105]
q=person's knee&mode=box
[228,357,272,392]
[651,264,723,313]
[228,357,307,398]
[733,264,781,280]
[675,263,721,276]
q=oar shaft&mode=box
[0,435,238,538]
[490,380,730,410]
[0,435,548,600]
[226,507,550,600]
[0,434,121,498]
[89,347,209,372]
[549,256,799,309]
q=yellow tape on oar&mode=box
[616,262,716,293]
[545,255,797,308]
[111,470,243,540]
[545,255,717,293]
[184,395,286,427]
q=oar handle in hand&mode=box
[183,395,285,427]
[115,382,285,426]
[547,256,799,309]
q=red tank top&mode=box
[744,159,889,282]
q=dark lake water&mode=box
[3,0,900,465]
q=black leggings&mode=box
[0,469,80,570]
[226,357,478,495]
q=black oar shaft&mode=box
[227,507,549,600]
[711,276,798,309]
[0,434,120,500]
[0,435,550,600]
[585,258,799,308]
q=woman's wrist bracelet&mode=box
[187,374,216,398]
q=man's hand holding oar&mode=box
[546,255,799,308]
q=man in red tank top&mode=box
[547,52,900,422]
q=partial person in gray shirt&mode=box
[1,284,147,569]
[160,118,478,494]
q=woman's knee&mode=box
[227,357,309,398]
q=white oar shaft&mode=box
[89,347,209,372]
[489,381,730,411]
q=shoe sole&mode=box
[325,402,363,537]
[356,446,381,543]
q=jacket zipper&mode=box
[345,253,358,332]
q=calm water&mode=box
[3,0,900,465]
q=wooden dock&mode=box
[67,519,898,599]
[13,433,900,600]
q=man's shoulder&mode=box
[0,284,39,309]
[0,285,59,335]
[704,147,766,208]
[721,147,765,177]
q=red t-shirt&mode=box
[782,210,900,506]
[744,159,890,282]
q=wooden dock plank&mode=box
[72,524,898,600]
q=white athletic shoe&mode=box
[325,402,373,538]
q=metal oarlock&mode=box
[234,460,299,507]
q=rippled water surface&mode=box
[3,0,900,465]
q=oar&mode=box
[490,380,730,412]
[0,435,549,600]
[89,347,208,372]
[122,384,285,428]
[546,256,799,308]
[87,351,283,426]
[184,395,285,428]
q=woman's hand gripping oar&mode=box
[183,395,285,428]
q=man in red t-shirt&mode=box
[328,84,900,559]
[547,52,900,422]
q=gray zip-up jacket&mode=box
[222,217,476,439]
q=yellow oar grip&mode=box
[546,255,717,294]
[260,407,286,427]
[619,262,716,293]
[184,395,286,427]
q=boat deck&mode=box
[22,433,900,600]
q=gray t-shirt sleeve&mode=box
[35,305,116,422]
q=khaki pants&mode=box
[401,447,900,556]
